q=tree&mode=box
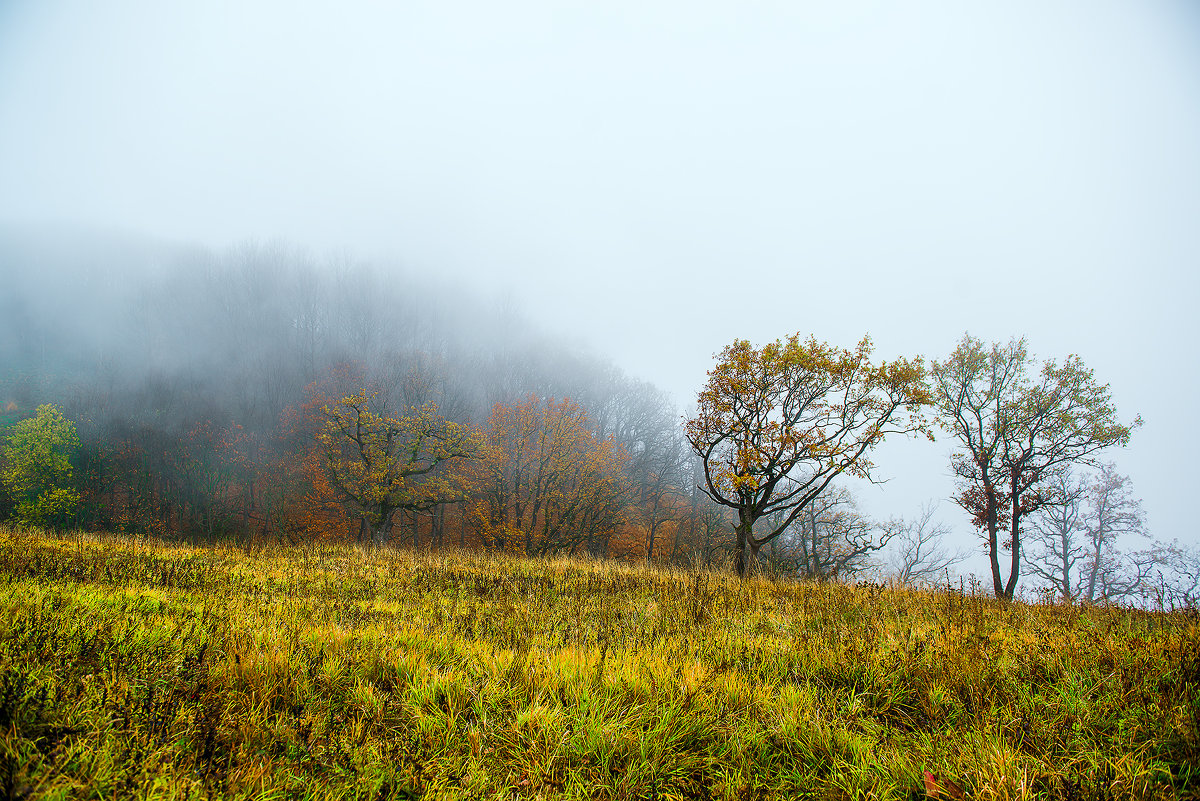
[2,404,81,528]
[1145,541,1200,610]
[318,391,478,545]
[931,334,1140,599]
[635,429,689,563]
[1080,463,1149,601]
[470,396,631,556]
[767,486,894,580]
[686,334,931,576]
[886,501,966,586]
[1026,471,1089,601]
[1029,464,1150,603]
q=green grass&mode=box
[0,527,1196,800]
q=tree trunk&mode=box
[734,509,760,577]
[370,508,395,546]
[1084,545,1101,603]
[646,519,658,564]
[1060,540,1073,601]
[999,473,1023,600]
[985,482,1005,598]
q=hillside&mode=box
[1,527,1196,800]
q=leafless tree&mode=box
[1028,464,1150,603]
[1143,541,1200,610]
[765,487,895,580]
[1026,471,1090,600]
[1081,463,1150,601]
[885,501,966,586]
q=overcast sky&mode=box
[2,0,1198,571]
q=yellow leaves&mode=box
[687,333,932,513]
[318,390,480,525]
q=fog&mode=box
[2,1,1199,576]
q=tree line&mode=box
[1,228,1195,604]
[685,331,1195,605]
[0,231,727,565]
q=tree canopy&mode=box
[470,396,631,556]
[318,391,479,544]
[686,334,931,576]
[2,404,81,529]
[932,334,1140,599]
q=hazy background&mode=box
[2,0,1198,573]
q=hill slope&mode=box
[1,528,1196,799]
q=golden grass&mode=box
[0,527,1196,799]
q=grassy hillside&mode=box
[0,528,1196,800]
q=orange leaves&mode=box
[922,770,965,799]
[470,395,631,556]
[688,333,931,506]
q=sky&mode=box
[2,0,1198,574]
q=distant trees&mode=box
[931,334,1140,600]
[885,502,965,586]
[1,404,80,529]
[1028,464,1152,603]
[686,334,931,576]
[318,391,479,545]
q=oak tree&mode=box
[318,391,478,544]
[932,334,1140,599]
[686,334,931,576]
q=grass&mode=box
[0,527,1196,800]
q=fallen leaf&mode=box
[923,770,939,798]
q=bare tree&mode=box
[678,456,735,567]
[1145,541,1200,610]
[1082,463,1149,601]
[764,487,894,580]
[1026,471,1089,600]
[885,501,966,586]
[1028,464,1150,603]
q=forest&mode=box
[0,226,1196,605]
[1,228,719,562]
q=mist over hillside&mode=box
[2,225,714,561]
[2,224,652,432]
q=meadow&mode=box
[0,527,1196,800]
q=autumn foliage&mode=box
[932,334,1140,599]
[470,396,631,557]
[686,334,931,575]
